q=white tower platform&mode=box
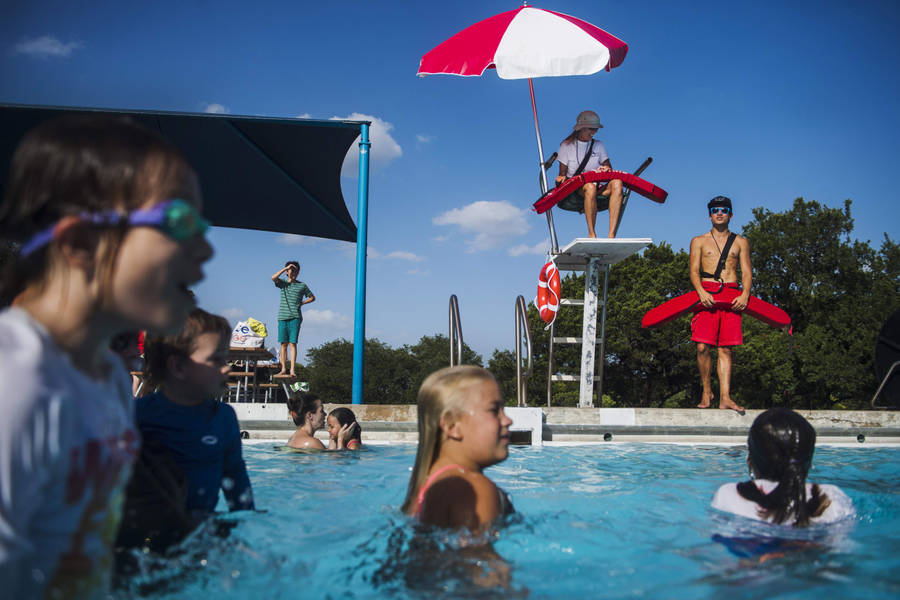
[551,238,651,407]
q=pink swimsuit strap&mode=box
[416,463,469,517]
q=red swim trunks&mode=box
[691,282,743,346]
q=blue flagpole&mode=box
[351,123,370,405]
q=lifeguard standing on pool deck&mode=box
[272,260,315,377]
[554,110,624,238]
[689,196,751,413]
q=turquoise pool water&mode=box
[117,443,900,599]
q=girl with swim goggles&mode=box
[0,115,212,598]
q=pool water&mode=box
[115,443,900,599]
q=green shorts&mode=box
[278,318,301,344]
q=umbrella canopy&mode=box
[0,104,363,242]
[417,5,629,252]
[417,5,628,79]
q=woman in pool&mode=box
[286,392,326,449]
[401,365,514,530]
[327,407,361,450]
[712,408,854,526]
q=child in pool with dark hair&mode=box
[712,408,854,526]
[327,407,362,450]
[0,114,212,598]
[134,308,255,524]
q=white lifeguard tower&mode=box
[539,158,655,407]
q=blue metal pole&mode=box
[351,123,371,405]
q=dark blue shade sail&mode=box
[0,104,364,242]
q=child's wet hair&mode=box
[737,408,830,526]
[0,114,197,304]
[329,406,361,443]
[401,365,496,514]
[287,392,320,426]
[143,308,230,389]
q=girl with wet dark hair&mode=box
[327,407,362,450]
[712,408,854,526]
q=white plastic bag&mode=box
[230,320,265,348]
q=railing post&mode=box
[515,295,533,407]
[449,294,463,366]
[351,123,370,405]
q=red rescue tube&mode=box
[536,261,561,324]
[534,170,668,214]
[641,281,791,333]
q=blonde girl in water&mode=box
[401,366,514,531]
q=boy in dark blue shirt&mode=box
[137,309,254,520]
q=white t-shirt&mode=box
[557,138,610,176]
[0,308,138,599]
[711,480,855,525]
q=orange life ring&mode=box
[536,261,561,324]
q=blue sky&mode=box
[2,0,898,363]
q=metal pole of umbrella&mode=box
[529,78,559,254]
[351,123,371,405]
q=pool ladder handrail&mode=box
[515,295,534,407]
[871,359,899,409]
[449,294,463,367]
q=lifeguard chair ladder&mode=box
[541,158,654,407]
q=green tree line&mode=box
[299,199,897,410]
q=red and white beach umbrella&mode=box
[418,4,628,250]
[418,5,628,79]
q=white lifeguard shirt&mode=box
[557,138,610,176]
[711,479,855,524]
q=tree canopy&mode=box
[304,335,482,404]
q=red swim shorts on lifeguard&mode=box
[691,307,743,347]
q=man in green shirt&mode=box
[272,261,315,376]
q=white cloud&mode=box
[204,103,228,114]
[295,113,312,119]
[276,234,318,246]
[508,239,550,257]
[384,251,424,262]
[433,200,531,252]
[220,307,246,323]
[13,35,82,58]
[407,268,430,277]
[332,113,403,176]
[432,234,450,244]
[366,247,424,262]
[303,308,352,331]
[416,134,434,144]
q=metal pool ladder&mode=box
[515,295,533,407]
[449,294,463,366]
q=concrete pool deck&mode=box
[233,403,900,445]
